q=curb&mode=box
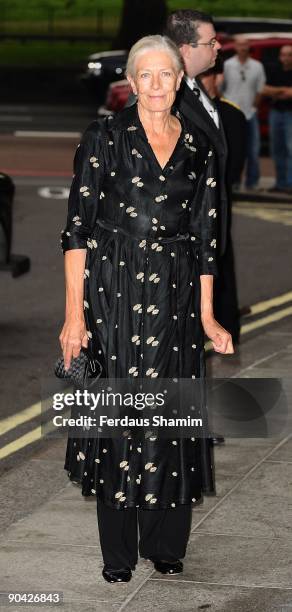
[233,191,292,204]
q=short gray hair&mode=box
[126,35,184,78]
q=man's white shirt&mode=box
[186,76,220,129]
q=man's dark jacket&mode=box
[176,80,230,495]
[176,79,228,256]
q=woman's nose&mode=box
[152,75,161,89]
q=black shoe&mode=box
[211,435,225,445]
[149,558,183,575]
[102,566,132,583]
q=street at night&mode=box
[1,4,292,610]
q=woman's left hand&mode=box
[201,314,234,354]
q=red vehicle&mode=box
[100,34,292,141]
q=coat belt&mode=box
[95,219,190,244]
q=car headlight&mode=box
[88,61,102,74]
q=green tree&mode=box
[113,0,168,50]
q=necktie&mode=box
[193,87,201,98]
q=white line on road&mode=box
[0,116,33,122]
[14,130,81,138]
[0,106,30,111]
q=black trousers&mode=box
[97,499,192,570]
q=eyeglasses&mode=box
[189,39,218,49]
[240,70,246,81]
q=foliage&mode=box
[0,0,291,67]
[0,0,291,21]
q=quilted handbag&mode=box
[54,347,103,387]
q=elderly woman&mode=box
[60,35,233,584]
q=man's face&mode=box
[234,38,250,59]
[180,22,221,79]
[279,46,292,70]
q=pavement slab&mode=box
[123,580,292,612]
[1,485,100,547]
[153,532,292,589]
[194,492,292,540]
[0,457,68,534]
[0,540,152,606]
[269,437,292,462]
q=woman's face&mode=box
[127,49,184,114]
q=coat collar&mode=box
[109,100,187,134]
[109,100,198,177]
[177,79,228,153]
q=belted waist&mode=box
[95,219,190,244]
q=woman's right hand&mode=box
[59,317,88,371]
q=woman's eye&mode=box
[162,71,172,77]
[140,73,150,78]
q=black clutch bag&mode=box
[54,347,103,387]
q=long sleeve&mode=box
[61,120,105,253]
[189,145,218,277]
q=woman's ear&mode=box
[127,75,137,96]
[176,70,184,91]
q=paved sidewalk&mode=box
[234,157,292,203]
[0,319,292,612]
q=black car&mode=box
[82,50,127,104]
[214,16,292,35]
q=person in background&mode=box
[199,56,247,344]
[262,45,292,194]
[165,10,228,261]
[165,9,228,449]
[222,36,266,191]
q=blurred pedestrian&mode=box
[199,57,247,344]
[222,36,266,190]
[263,45,292,193]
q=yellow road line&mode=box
[205,303,292,351]
[0,421,56,461]
[241,304,292,334]
[0,387,71,438]
[247,291,292,316]
[0,401,41,436]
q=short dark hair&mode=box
[165,10,214,47]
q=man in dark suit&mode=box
[199,58,247,346]
[165,9,228,258]
[165,11,229,472]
